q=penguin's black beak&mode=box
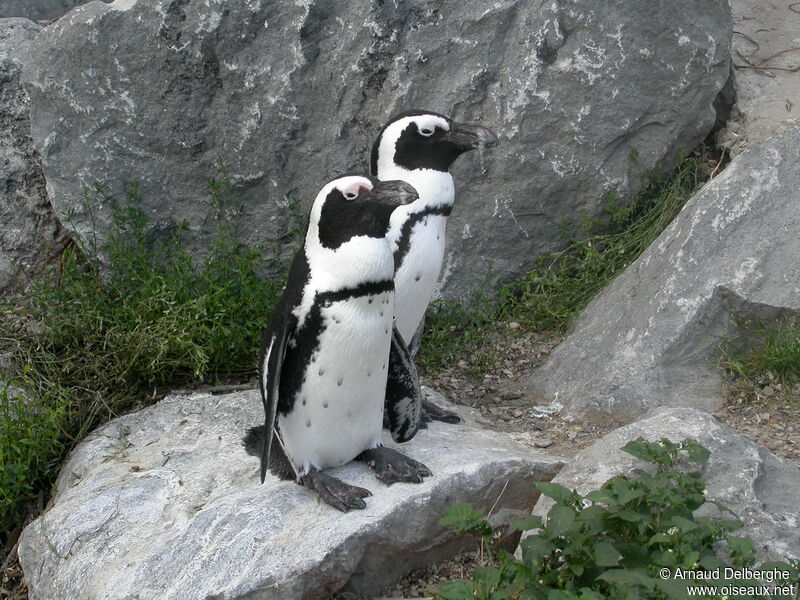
[445,122,498,151]
[371,180,419,206]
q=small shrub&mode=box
[437,438,800,599]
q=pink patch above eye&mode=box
[342,181,371,198]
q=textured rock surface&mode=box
[22,0,732,300]
[527,125,800,423]
[525,407,800,564]
[0,18,64,294]
[718,0,800,156]
[18,388,565,600]
[0,0,110,22]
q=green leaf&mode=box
[537,482,576,504]
[437,580,474,600]
[439,503,486,530]
[546,504,577,537]
[474,565,501,589]
[510,515,543,532]
[585,490,615,505]
[520,535,554,566]
[654,578,692,600]
[670,516,699,533]
[681,439,710,464]
[596,569,656,590]
[593,541,622,567]
[620,438,655,462]
[725,536,753,553]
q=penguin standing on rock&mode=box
[245,175,430,512]
[372,110,497,423]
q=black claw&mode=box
[300,470,372,512]
[358,446,432,486]
[420,399,462,425]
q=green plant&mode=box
[0,182,295,546]
[437,438,800,599]
[417,156,704,375]
[0,376,67,537]
[722,319,800,386]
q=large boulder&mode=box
[0,18,65,294]
[526,407,800,564]
[526,125,800,423]
[0,1,110,22]
[18,388,565,600]
[21,0,732,301]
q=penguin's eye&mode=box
[419,127,434,137]
[343,191,358,200]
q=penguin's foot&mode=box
[358,447,432,486]
[300,470,372,512]
[419,399,462,426]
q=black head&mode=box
[370,110,497,175]
[311,175,418,250]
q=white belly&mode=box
[394,215,447,343]
[279,291,394,475]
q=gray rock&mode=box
[21,0,732,301]
[527,125,800,423]
[18,388,565,600]
[523,407,800,564]
[0,0,110,22]
[0,18,65,294]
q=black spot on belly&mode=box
[337,377,343,386]
[306,419,311,428]
[302,398,306,406]
[347,411,352,418]
[379,309,384,316]
[318,368,325,376]
[382,363,386,370]
[385,327,389,334]
[414,274,421,281]
[368,298,373,304]
[367,370,371,377]
[323,401,328,408]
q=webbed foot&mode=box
[358,446,432,486]
[300,470,372,512]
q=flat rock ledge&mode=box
[524,407,800,565]
[19,388,564,600]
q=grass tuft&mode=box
[722,319,800,386]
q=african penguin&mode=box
[245,175,430,512]
[372,110,496,422]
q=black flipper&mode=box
[408,316,425,359]
[384,325,422,443]
[257,310,291,483]
[358,446,432,485]
[300,470,372,512]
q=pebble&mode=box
[508,321,521,330]
[534,438,553,448]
